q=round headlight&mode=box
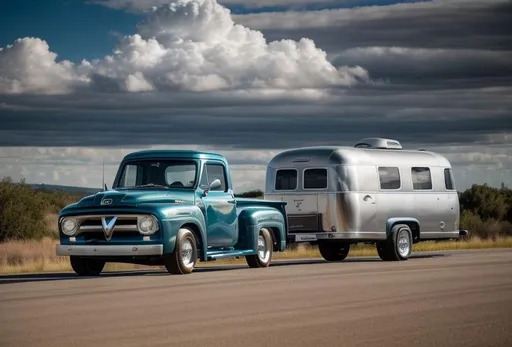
[61,217,78,235]
[137,216,158,235]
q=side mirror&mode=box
[209,179,222,191]
[201,179,222,197]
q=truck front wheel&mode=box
[318,242,350,262]
[246,227,273,268]
[164,227,198,274]
[70,256,105,276]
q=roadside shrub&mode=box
[459,209,512,240]
[459,184,509,221]
[0,177,85,242]
[0,178,53,242]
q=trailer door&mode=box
[287,168,327,235]
[272,168,323,240]
[282,193,320,231]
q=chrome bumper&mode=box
[315,231,387,240]
[292,232,387,242]
[56,244,163,257]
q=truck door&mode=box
[201,162,238,248]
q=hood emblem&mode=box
[101,198,113,205]
[101,216,118,241]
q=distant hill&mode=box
[29,183,101,196]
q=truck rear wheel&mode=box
[318,242,350,262]
[164,227,198,274]
[377,224,412,261]
[70,256,105,276]
[246,227,273,268]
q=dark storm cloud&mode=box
[233,0,512,98]
[1,111,509,148]
[237,0,512,53]
[1,86,511,149]
[332,48,512,87]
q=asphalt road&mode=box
[1,249,512,347]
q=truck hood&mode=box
[75,189,194,208]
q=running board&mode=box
[206,249,256,261]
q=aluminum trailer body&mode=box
[264,138,468,261]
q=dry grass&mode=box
[44,212,60,236]
[1,236,511,275]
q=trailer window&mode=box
[411,167,432,190]
[304,168,327,189]
[378,167,401,189]
[444,168,455,190]
[275,169,297,190]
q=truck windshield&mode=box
[116,160,197,189]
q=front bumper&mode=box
[56,244,163,257]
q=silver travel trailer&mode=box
[264,138,469,262]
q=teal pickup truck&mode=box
[56,150,288,276]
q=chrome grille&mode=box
[70,214,148,236]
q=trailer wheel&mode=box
[378,224,412,261]
[164,227,198,274]
[318,242,350,262]
[70,256,105,276]
[246,228,273,268]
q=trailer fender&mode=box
[386,217,420,243]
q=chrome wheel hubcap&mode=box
[257,234,270,262]
[180,238,194,267]
[397,230,410,257]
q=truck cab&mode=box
[56,150,288,276]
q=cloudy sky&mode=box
[1,0,511,192]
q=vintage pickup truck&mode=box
[56,150,288,276]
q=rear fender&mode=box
[236,206,287,252]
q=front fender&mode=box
[159,205,207,258]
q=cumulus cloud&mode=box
[90,0,353,12]
[0,0,369,95]
[0,38,90,95]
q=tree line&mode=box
[0,177,511,242]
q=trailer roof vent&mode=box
[354,137,403,150]
[292,158,311,163]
